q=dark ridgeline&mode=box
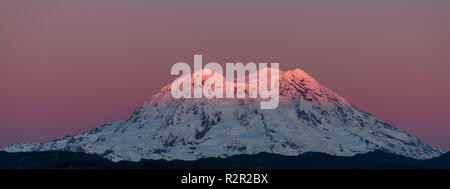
[0,150,449,169]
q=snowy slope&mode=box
[2,68,443,162]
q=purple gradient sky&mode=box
[1,1,449,150]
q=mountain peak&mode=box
[2,67,442,162]
[285,68,317,82]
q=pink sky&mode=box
[1,1,450,150]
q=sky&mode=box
[1,0,449,150]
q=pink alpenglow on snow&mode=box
[170,55,280,109]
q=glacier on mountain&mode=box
[2,68,443,162]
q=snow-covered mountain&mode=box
[2,68,443,162]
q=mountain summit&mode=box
[2,68,443,162]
